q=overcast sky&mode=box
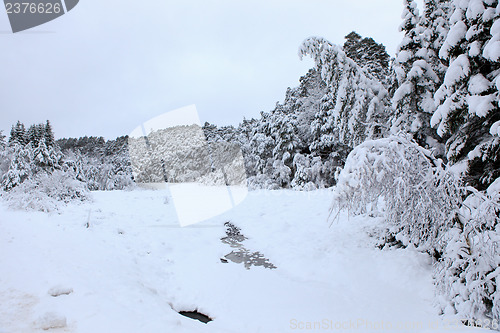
[0,0,417,140]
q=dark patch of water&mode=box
[178,310,213,324]
[221,222,276,270]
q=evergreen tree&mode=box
[419,0,452,78]
[270,105,300,161]
[391,0,427,137]
[25,124,45,147]
[44,120,55,147]
[390,0,453,151]
[1,143,32,190]
[431,0,500,189]
[343,31,391,84]
[300,36,389,150]
[0,130,6,150]
[9,121,26,146]
[32,138,59,172]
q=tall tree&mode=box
[391,0,433,141]
[44,120,55,147]
[431,0,500,189]
[343,31,391,85]
[9,121,26,146]
[1,144,32,190]
[26,124,45,147]
[300,36,390,151]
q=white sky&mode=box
[0,0,413,139]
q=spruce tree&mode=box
[26,124,45,147]
[33,138,59,172]
[431,0,500,189]
[44,120,55,147]
[1,143,32,190]
[343,31,391,84]
[9,121,26,146]
[0,130,6,149]
[392,0,450,150]
[300,36,389,150]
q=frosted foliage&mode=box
[444,54,470,88]
[440,20,467,59]
[431,55,471,136]
[333,136,499,321]
[483,19,500,61]
[2,170,89,212]
[465,0,485,20]
[333,136,463,251]
[432,0,500,167]
[490,120,500,136]
[435,182,500,321]
[468,74,491,94]
[467,94,495,116]
[299,37,388,148]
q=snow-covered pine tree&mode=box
[271,106,300,161]
[431,0,500,190]
[391,0,445,149]
[343,31,391,85]
[32,138,60,173]
[25,124,46,147]
[300,36,390,150]
[1,143,33,191]
[417,0,500,322]
[0,130,6,150]
[9,121,26,146]
[419,0,452,79]
[44,120,55,147]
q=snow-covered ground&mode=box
[0,188,487,332]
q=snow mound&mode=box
[48,286,73,297]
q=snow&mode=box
[0,188,489,332]
[167,183,247,227]
[431,95,452,135]
[483,14,500,61]
[483,33,500,62]
[396,50,412,63]
[444,54,470,88]
[468,74,491,94]
[440,21,467,59]
[491,18,500,36]
[392,82,414,109]
[487,177,500,196]
[469,41,481,56]
[466,0,485,20]
[467,94,495,117]
[491,120,500,136]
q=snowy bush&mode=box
[332,136,463,252]
[435,180,500,323]
[246,174,280,190]
[333,136,499,323]
[2,170,90,212]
